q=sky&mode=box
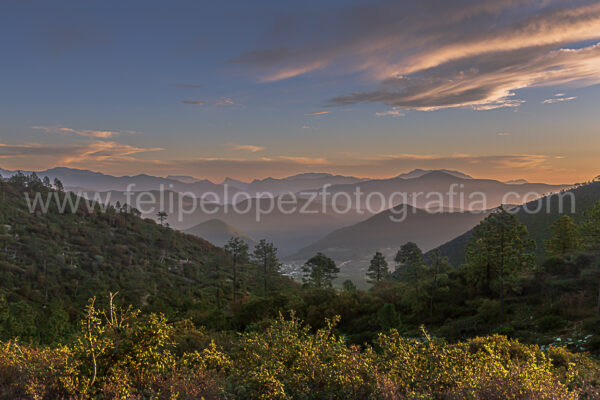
[0,0,599,184]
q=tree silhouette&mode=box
[545,215,581,256]
[395,242,426,299]
[465,206,535,322]
[302,252,339,288]
[366,251,390,284]
[251,240,280,294]
[156,211,168,226]
[224,237,249,303]
[581,201,600,251]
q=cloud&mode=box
[226,143,265,153]
[173,83,203,88]
[304,111,330,116]
[301,125,312,129]
[215,98,235,106]
[542,95,577,104]
[497,132,512,136]
[375,108,405,117]
[0,141,162,166]
[31,125,135,139]
[278,156,328,165]
[182,100,207,105]
[234,0,600,111]
[329,43,600,110]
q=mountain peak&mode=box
[396,169,472,180]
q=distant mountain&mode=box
[395,169,472,180]
[228,173,366,196]
[184,218,257,247]
[289,204,491,261]
[430,181,600,266]
[167,175,202,183]
[87,190,369,256]
[0,167,238,203]
[506,179,529,184]
[222,177,250,191]
[306,171,570,211]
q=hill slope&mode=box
[289,204,491,261]
[0,176,293,343]
[184,218,257,247]
[430,181,600,265]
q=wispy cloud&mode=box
[278,156,328,164]
[226,143,265,153]
[31,125,136,139]
[497,132,512,136]
[375,108,405,117]
[182,100,207,105]
[215,98,235,106]
[542,95,577,104]
[305,111,330,116]
[0,141,162,165]
[234,0,600,111]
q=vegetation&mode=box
[366,251,389,284]
[301,252,340,288]
[2,175,600,398]
[1,296,598,399]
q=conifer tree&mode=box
[224,237,249,302]
[366,251,390,284]
[545,215,581,256]
[302,252,339,288]
[465,206,535,321]
[252,240,280,294]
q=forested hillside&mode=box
[432,181,600,265]
[0,174,293,344]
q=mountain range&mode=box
[1,166,574,258]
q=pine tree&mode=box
[464,206,535,322]
[425,249,450,318]
[395,242,427,300]
[545,215,581,256]
[581,201,600,251]
[53,178,64,192]
[251,240,280,294]
[302,252,339,288]
[224,237,249,303]
[156,211,168,226]
[366,251,390,284]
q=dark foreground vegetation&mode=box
[2,296,600,399]
[1,174,600,399]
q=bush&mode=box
[0,299,595,399]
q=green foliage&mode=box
[0,176,294,344]
[301,252,340,288]
[225,236,250,303]
[464,206,535,320]
[0,303,594,399]
[394,242,427,285]
[581,201,600,250]
[252,239,281,294]
[366,251,389,284]
[545,215,581,256]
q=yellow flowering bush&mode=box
[0,300,596,399]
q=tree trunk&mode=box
[233,261,237,303]
[263,261,267,295]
